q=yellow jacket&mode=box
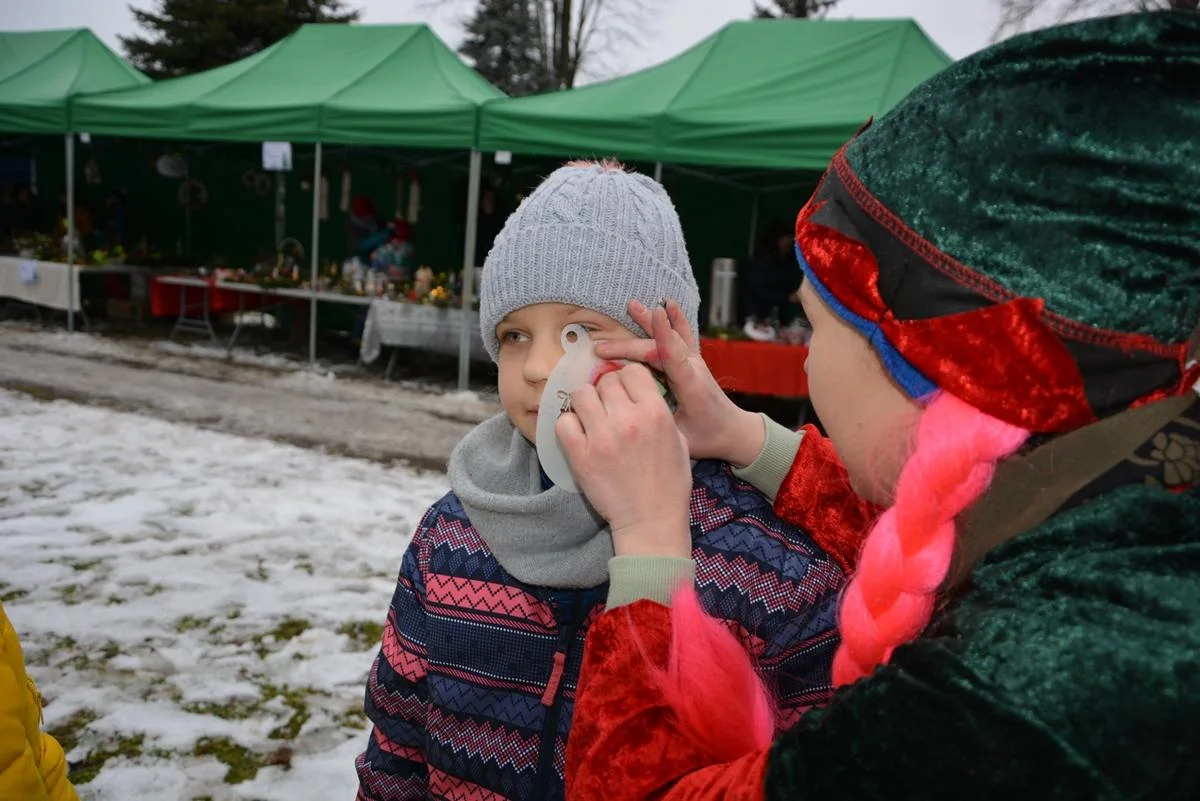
[0,602,78,801]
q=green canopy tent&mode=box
[0,28,149,329]
[71,24,504,381]
[480,18,951,171]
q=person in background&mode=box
[742,220,802,335]
[556,11,1200,801]
[0,600,80,801]
[346,195,379,257]
[367,217,415,281]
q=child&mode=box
[354,161,846,801]
[555,11,1200,801]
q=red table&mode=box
[149,276,261,317]
[700,338,809,398]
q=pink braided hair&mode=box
[832,391,1029,686]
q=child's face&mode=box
[798,279,921,504]
[495,303,638,444]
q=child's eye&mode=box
[500,330,529,345]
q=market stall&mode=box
[70,23,503,384]
[0,29,150,329]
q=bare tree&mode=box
[994,0,1197,39]
[435,0,652,89]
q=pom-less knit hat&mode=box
[797,10,1200,434]
[479,163,701,362]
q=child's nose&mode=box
[524,336,564,385]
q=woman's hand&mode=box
[556,363,693,558]
[593,300,765,468]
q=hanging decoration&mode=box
[242,170,272,196]
[340,167,351,212]
[407,171,421,224]
[178,178,208,209]
[84,157,102,186]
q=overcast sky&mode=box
[1,0,1015,76]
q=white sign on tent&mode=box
[262,142,293,171]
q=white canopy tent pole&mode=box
[653,161,663,182]
[66,134,76,332]
[457,149,482,392]
[308,142,322,368]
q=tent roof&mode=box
[0,29,148,134]
[479,18,952,171]
[71,24,504,148]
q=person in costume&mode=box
[554,11,1200,800]
[353,161,846,801]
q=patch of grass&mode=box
[337,619,385,651]
[71,733,144,785]
[193,737,266,785]
[20,479,48,496]
[69,559,102,572]
[144,583,166,597]
[58,583,82,605]
[173,615,212,634]
[226,607,243,620]
[45,708,100,755]
[0,587,28,603]
[106,594,126,605]
[337,704,369,730]
[182,697,261,721]
[251,618,310,658]
[174,503,196,517]
[294,560,314,576]
[246,559,269,582]
[100,641,121,661]
[263,685,312,741]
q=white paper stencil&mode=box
[536,324,605,493]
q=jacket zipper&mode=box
[531,593,589,799]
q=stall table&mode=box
[361,298,487,378]
[0,256,151,330]
[700,337,809,398]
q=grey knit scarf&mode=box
[446,413,612,588]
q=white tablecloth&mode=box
[0,256,80,312]
[360,299,486,364]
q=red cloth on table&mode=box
[700,338,809,398]
[149,277,261,318]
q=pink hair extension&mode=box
[654,586,775,763]
[833,392,1030,687]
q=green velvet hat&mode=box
[796,10,1200,434]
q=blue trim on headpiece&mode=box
[795,241,938,400]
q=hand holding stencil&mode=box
[537,324,675,493]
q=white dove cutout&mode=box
[535,324,610,493]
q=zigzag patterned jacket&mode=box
[354,460,845,801]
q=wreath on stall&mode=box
[178,178,208,210]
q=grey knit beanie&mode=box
[479,163,700,362]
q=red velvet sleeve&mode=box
[566,601,768,801]
[773,424,881,574]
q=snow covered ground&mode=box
[0,323,501,470]
[0,388,449,800]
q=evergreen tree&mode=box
[753,0,840,18]
[121,0,361,78]
[459,0,548,96]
